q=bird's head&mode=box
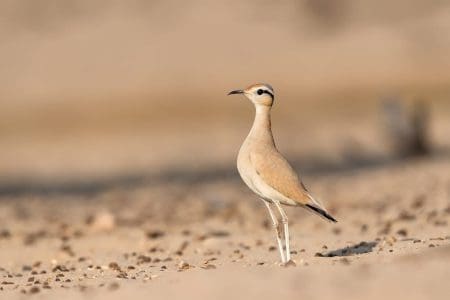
[228,83,274,107]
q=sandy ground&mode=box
[1,86,450,300]
[2,1,450,299]
[1,145,450,299]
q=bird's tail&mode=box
[303,193,337,223]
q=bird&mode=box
[228,83,337,264]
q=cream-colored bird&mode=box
[228,83,337,264]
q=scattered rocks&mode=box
[52,265,69,272]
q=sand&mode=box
[1,152,449,299]
[1,1,450,299]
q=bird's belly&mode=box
[237,152,264,197]
[237,152,298,206]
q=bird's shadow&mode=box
[315,241,378,257]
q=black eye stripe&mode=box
[256,89,273,97]
[262,90,274,98]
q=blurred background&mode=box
[1,0,450,190]
[1,1,450,297]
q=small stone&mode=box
[397,211,416,221]
[385,236,397,246]
[137,255,151,264]
[146,230,165,239]
[396,229,408,237]
[201,264,216,270]
[108,282,120,291]
[332,227,342,235]
[360,224,368,233]
[88,212,116,232]
[434,220,447,226]
[108,262,120,271]
[177,261,191,271]
[282,260,296,267]
[22,265,32,272]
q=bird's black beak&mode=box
[227,89,244,96]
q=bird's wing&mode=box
[250,148,337,222]
[249,148,309,205]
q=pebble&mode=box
[282,260,296,267]
[89,212,116,232]
[146,230,165,239]
[177,261,191,271]
[108,282,120,291]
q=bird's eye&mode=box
[257,89,263,95]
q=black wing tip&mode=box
[305,204,338,223]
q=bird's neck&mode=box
[248,104,274,145]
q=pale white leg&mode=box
[262,200,286,263]
[274,201,290,262]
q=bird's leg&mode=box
[274,201,290,262]
[262,200,286,263]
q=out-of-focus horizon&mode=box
[1,2,450,298]
[1,0,450,181]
